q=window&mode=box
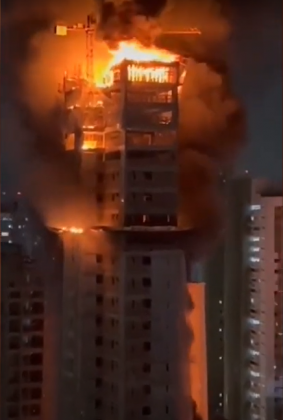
[96,357,103,367]
[30,291,43,299]
[96,295,103,305]
[95,399,102,408]
[143,364,151,373]
[22,388,29,399]
[9,336,20,350]
[20,403,28,417]
[144,342,151,351]
[23,353,42,366]
[30,335,43,348]
[30,404,40,416]
[142,256,151,265]
[142,277,151,287]
[9,354,20,367]
[31,354,43,366]
[9,302,21,316]
[96,336,103,346]
[143,194,152,202]
[30,388,41,399]
[29,302,44,315]
[9,291,21,299]
[96,194,103,202]
[143,299,151,309]
[142,406,151,415]
[143,172,152,180]
[143,321,151,330]
[143,385,151,395]
[7,406,19,418]
[96,316,102,326]
[7,390,20,403]
[96,378,102,387]
[9,319,20,333]
[30,370,43,383]
[96,274,103,284]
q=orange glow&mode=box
[96,40,178,88]
[61,227,84,234]
[108,40,177,67]
[81,141,97,150]
[187,283,208,420]
[127,65,170,83]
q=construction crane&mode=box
[163,28,201,35]
[55,14,97,83]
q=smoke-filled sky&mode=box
[1,0,281,195]
[229,0,282,181]
[140,0,282,180]
[0,0,281,237]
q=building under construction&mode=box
[55,34,208,420]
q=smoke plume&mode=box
[1,0,245,247]
[1,0,95,228]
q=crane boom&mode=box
[163,28,201,35]
[55,14,96,83]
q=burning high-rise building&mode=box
[55,34,208,420]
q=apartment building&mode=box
[57,53,202,420]
[243,190,283,420]
[204,176,283,420]
[0,201,62,420]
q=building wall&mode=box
[204,176,282,420]
[58,229,193,420]
[188,283,208,420]
[243,195,283,420]
[1,216,62,420]
[1,244,45,420]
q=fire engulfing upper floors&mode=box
[62,57,185,230]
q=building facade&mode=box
[0,202,61,420]
[243,190,283,420]
[204,176,283,420]
[57,53,200,420]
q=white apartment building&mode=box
[204,176,282,420]
[244,188,283,420]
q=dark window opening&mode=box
[143,364,151,373]
[142,406,151,415]
[142,256,151,266]
[143,299,151,309]
[144,172,152,180]
[143,342,151,351]
[142,277,151,287]
[96,274,103,284]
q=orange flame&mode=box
[96,40,178,87]
[61,226,84,234]
[108,40,177,67]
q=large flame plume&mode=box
[95,39,178,86]
[1,0,245,250]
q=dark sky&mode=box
[1,0,282,191]
[141,0,282,180]
[229,0,282,181]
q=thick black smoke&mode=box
[1,0,245,245]
[1,0,96,228]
